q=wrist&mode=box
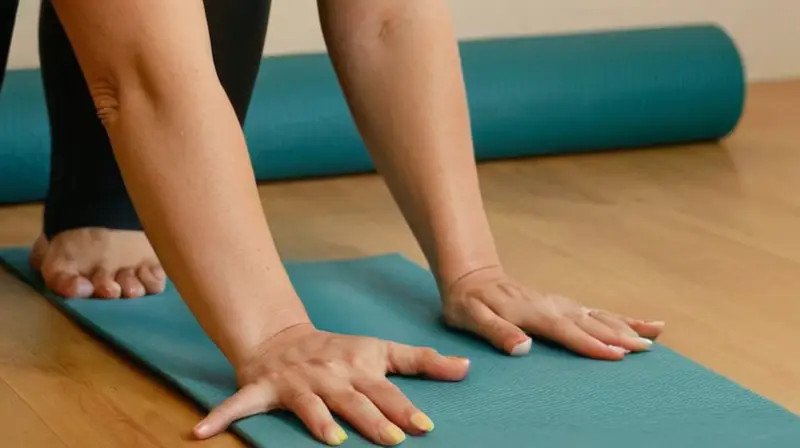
[437,261,504,296]
[430,242,501,293]
[224,304,312,371]
[234,320,318,384]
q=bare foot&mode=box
[29,228,166,299]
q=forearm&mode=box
[51,0,309,368]
[111,77,308,365]
[319,0,500,287]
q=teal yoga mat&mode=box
[0,24,745,204]
[2,246,800,447]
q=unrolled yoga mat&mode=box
[2,247,799,447]
[0,24,745,204]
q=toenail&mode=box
[76,279,94,297]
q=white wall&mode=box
[7,0,800,81]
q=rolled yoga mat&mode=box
[2,247,800,447]
[0,24,745,204]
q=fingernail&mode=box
[380,423,406,445]
[510,338,532,356]
[193,422,210,438]
[648,321,666,327]
[324,426,348,446]
[608,345,629,355]
[447,356,470,365]
[638,337,654,348]
[410,412,435,432]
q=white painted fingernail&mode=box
[608,345,629,355]
[510,338,532,356]
[639,337,654,347]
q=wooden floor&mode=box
[1,80,799,446]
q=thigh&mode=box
[204,0,271,124]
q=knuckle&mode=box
[262,371,282,384]
[338,389,366,408]
[307,357,337,369]
[477,316,502,336]
[550,317,574,337]
[417,347,438,359]
[289,391,320,408]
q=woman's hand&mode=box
[442,267,665,359]
[193,323,471,446]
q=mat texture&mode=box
[0,24,745,203]
[2,247,799,447]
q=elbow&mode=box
[321,1,418,50]
[88,75,123,127]
[84,48,217,130]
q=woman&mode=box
[1,1,665,445]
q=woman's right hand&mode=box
[192,323,471,446]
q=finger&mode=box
[462,300,532,356]
[386,344,470,381]
[602,312,666,340]
[581,312,653,352]
[284,390,348,446]
[357,378,433,435]
[194,382,277,439]
[322,388,406,446]
[589,310,639,337]
[628,319,666,340]
[539,317,628,361]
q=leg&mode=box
[30,0,271,298]
[0,0,19,92]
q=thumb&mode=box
[194,382,277,439]
[463,300,531,356]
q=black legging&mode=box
[0,0,18,94]
[1,0,271,239]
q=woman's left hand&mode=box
[441,267,665,359]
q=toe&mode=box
[29,234,49,270]
[138,264,166,294]
[91,267,122,299]
[51,272,94,298]
[116,268,146,298]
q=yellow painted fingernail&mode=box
[411,412,435,432]
[380,423,406,445]
[325,426,348,446]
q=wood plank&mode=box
[0,380,67,447]
[0,269,244,447]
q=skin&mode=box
[44,0,665,445]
